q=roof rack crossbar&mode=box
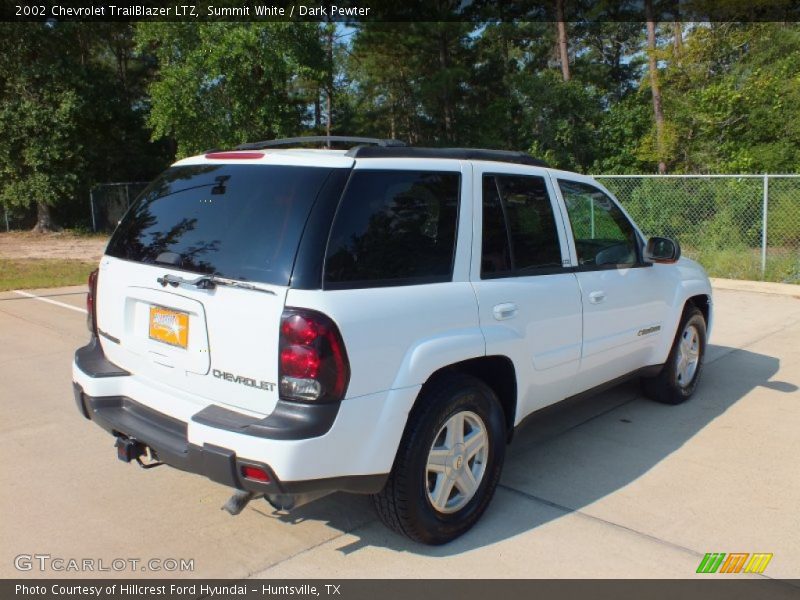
[235,136,407,150]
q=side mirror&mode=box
[644,237,681,264]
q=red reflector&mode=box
[205,152,265,160]
[280,345,321,378]
[241,465,270,482]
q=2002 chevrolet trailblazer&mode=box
[73,137,712,544]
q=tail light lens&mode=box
[278,308,349,403]
[87,269,99,335]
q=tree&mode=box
[344,22,474,145]
[135,22,326,156]
[658,23,800,173]
[0,24,88,231]
[0,23,170,232]
[645,0,668,174]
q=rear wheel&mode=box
[641,305,707,405]
[372,374,506,545]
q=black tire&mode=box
[372,373,506,545]
[641,305,707,405]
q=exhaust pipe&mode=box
[264,490,332,511]
[221,489,332,516]
[222,490,263,515]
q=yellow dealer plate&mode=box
[148,306,189,349]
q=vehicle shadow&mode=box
[265,344,795,556]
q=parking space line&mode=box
[11,289,87,314]
[0,291,86,302]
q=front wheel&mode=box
[372,374,506,545]
[641,305,707,405]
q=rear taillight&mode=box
[278,308,349,403]
[86,269,99,335]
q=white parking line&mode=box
[12,290,87,314]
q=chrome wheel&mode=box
[425,410,489,514]
[676,323,700,387]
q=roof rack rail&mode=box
[235,136,407,150]
[344,146,547,167]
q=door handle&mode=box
[588,291,606,304]
[493,303,518,320]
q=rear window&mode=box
[106,164,337,286]
[324,170,460,288]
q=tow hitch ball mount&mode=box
[114,436,164,469]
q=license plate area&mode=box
[148,305,189,349]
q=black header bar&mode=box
[3,1,800,23]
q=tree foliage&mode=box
[0,21,798,231]
[135,22,326,156]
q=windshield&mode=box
[106,164,338,286]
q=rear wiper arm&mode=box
[156,273,276,295]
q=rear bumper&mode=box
[72,339,412,495]
[73,383,384,495]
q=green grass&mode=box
[0,259,96,291]
[686,246,800,284]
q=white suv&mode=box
[73,137,712,545]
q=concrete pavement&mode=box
[0,284,797,580]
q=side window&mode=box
[324,170,460,287]
[558,180,639,267]
[480,176,512,275]
[481,174,563,278]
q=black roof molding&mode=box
[235,136,407,150]
[345,146,548,167]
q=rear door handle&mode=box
[588,291,606,304]
[493,303,518,320]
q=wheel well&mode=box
[420,356,517,436]
[688,294,710,324]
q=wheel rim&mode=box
[425,410,489,514]
[675,323,701,387]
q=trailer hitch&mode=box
[114,436,164,469]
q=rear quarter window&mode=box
[323,170,460,288]
[106,164,337,286]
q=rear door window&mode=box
[106,164,338,286]
[481,174,564,278]
[324,170,460,288]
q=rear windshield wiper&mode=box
[156,273,277,295]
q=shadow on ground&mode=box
[259,344,795,556]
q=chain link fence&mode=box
[2,205,36,231]
[595,175,800,284]
[90,182,149,234]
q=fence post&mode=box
[761,174,768,279]
[90,188,97,233]
[3,207,9,232]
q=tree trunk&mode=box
[646,1,667,174]
[556,0,570,82]
[502,31,514,148]
[438,29,453,142]
[314,88,321,130]
[673,21,683,58]
[325,22,334,143]
[325,92,332,141]
[32,202,60,233]
[389,95,396,140]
